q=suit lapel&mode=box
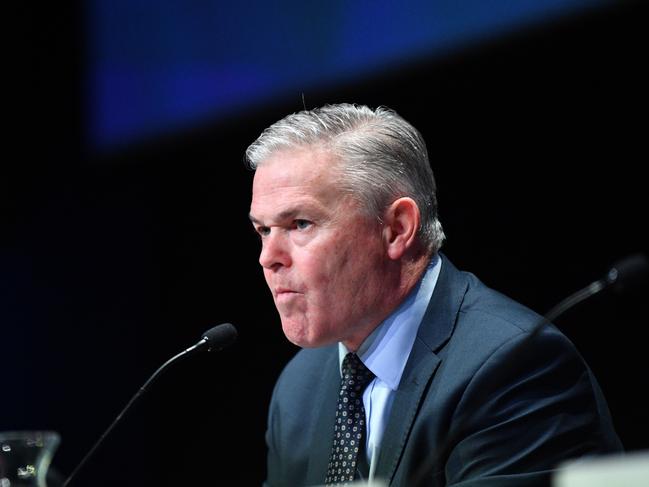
[374,254,469,484]
[305,349,341,485]
[374,338,441,483]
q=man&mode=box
[246,104,621,486]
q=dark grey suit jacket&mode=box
[264,255,622,486]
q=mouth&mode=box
[276,287,298,295]
[275,288,301,300]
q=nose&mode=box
[259,230,292,270]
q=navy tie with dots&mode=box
[324,352,376,485]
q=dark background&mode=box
[4,1,647,485]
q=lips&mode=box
[275,287,299,296]
[274,286,303,303]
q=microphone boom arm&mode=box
[62,323,237,487]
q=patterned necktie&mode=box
[324,352,376,485]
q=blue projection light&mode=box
[88,0,606,149]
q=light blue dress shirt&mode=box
[337,253,442,473]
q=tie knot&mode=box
[341,353,375,391]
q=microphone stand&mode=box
[62,323,237,487]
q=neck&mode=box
[342,252,432,351]
[398,251,432,297]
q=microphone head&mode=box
[606,253,649,293]
[201,323,238,352]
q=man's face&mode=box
[249,148,391,349]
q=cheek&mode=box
[312,245,368,297]
[302,256,334,294]
[298,227,381,298]
[288,248,344,308]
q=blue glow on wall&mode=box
[88,0,606,149]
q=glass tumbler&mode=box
[0,431,60,487]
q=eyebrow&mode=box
[249,209,301,226]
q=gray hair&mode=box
[245,103,445,254]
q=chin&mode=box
[280,317,333,349]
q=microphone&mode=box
[190,322,238,353]
[606,252,649,294]
[62,323,238,487]
[409,253,648,486]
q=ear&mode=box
[382,197,421,260]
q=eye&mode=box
[256,225,271,237]
[295,219,312,230]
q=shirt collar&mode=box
[338,253,442,389]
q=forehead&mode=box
[250,148,345,218]
[255,146,338,186]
